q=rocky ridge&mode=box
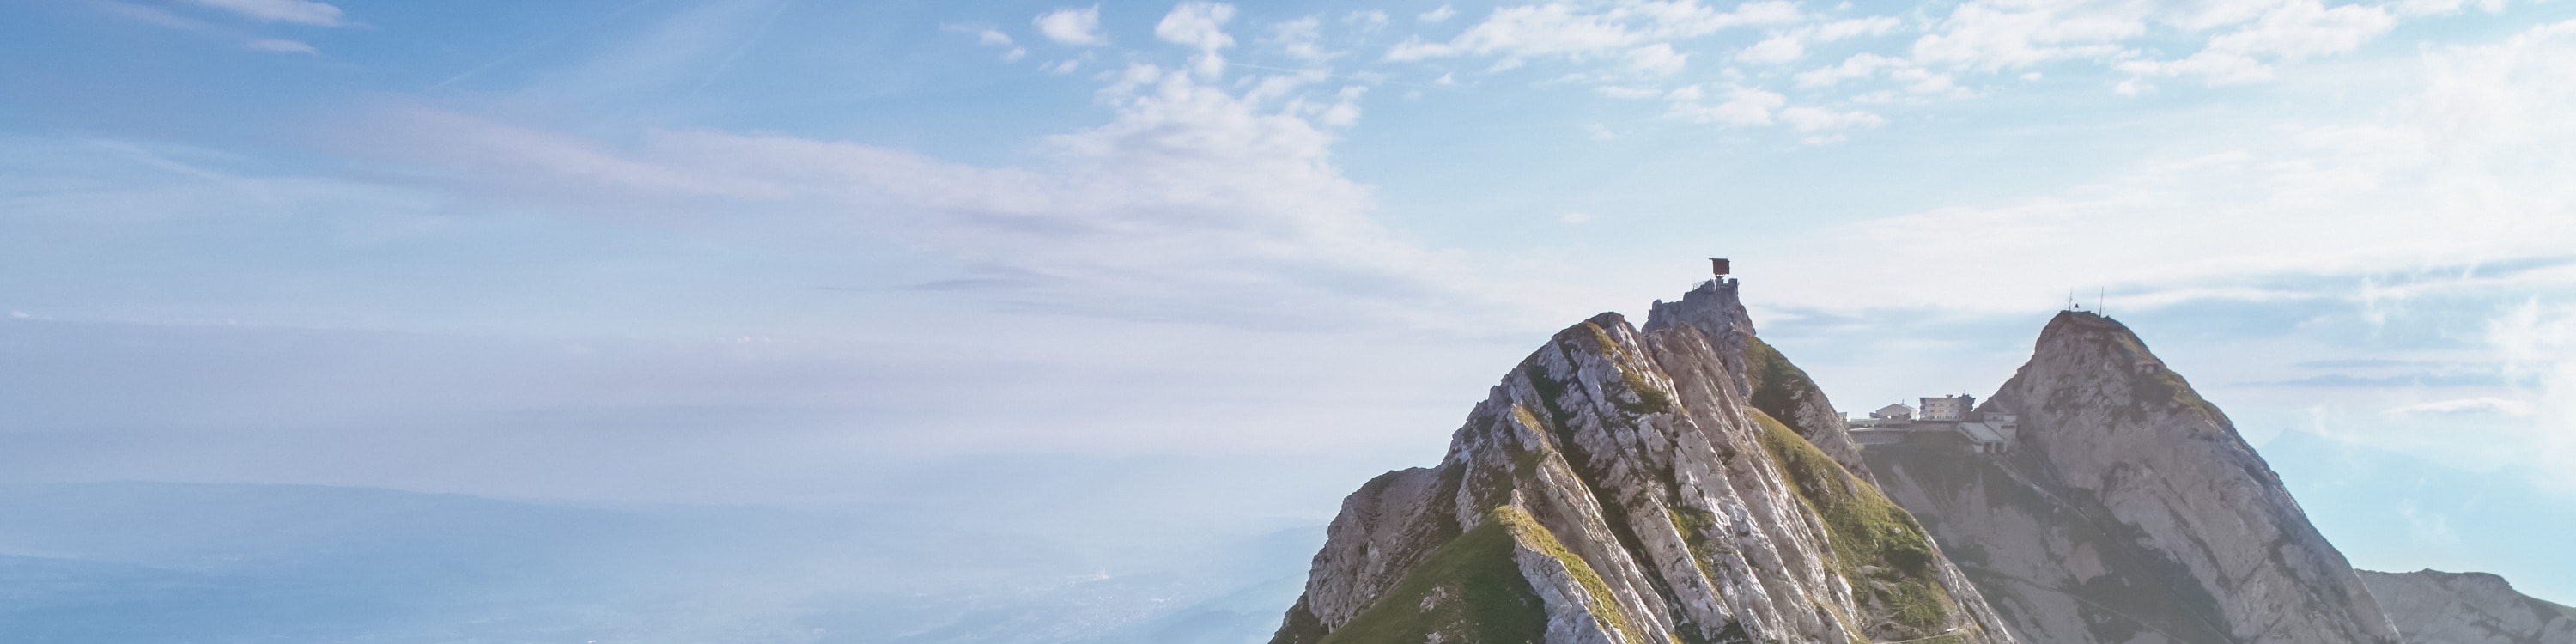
[1268,280,2014,644]
[2360,569,2576,644]
[1862,312,2403,644]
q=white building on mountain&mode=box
[1919,394,1976,422]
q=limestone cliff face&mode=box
[2360,569,2576,644]
[1863,312,2402,644]
[1270,281,2014,644]
[1643,285,1874,485]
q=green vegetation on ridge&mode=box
[1743,337,1828,438]
[1306,504,1664,644]
[1315,508,1549,644]
[1751,410,1953,635]
[1494,505,1643,643]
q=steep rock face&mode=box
[2360,569,2576,644]
[1863,312,2401,644]
[1273,281,2015,644]
[1644,283,1875,485]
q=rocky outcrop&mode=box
[1863,312,2403,644]
[1271,280,2016,644]
[1643,285,1874,485]
[2360,569,2576,644]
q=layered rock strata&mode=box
[1862,312,2403,644]
[2361,569,2576,644]
[1270,281,2014,644]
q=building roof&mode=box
[1955,422,2006,444]
[1874,404,1914,416]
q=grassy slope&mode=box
[1743,337,1955,637]
[1743,337,1831,439]
[1316,510,1549,644]
[1752,410,1953,636]
[1315,505,1658,644]
[1494,506,1644,642]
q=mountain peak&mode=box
[1862,308,2403,644]
[2031,311,2160,368]
[1271,283,2014,644]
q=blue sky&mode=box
[3,0,2575,602]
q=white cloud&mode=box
[1157,2,1239,77]
[1625,43,1689,75]
[1267,16,1330,61]
[2384,398,2538,416]
[2120,0,2395,84]
[1890,66,1968,96]
[1562,210,1596,223]
[1385,0,1799,62]
[1346,9,1392,31]
[1897,0,2408,88]
[1036,5,1107,46]
[183,0,345,27]
[1812,16,1903,41]
[1795,52,1902,87]
[1585,123,1616,139]
[1909,0,2144,71]
[1667,87,1784,125]
[2395,0,2507,16]
[1597,85,1662,99]
[1778,106,1886,131]
[1740,34,1805,64]
[246,38,317,53]
[348,55,1535,331]
[958,27,1028,62]
[1753,19,2576,319]
[1420,4,1457,23]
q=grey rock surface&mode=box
[1864,311,2403,644]
[1643,284,1874,485]
[2361,569,2576,644]
[1272,280,2016,644]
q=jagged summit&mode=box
[1645,278,1875,486]
[1270,283,2014,644]
[1863,308,2403,644]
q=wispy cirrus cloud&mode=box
[1384,0,1800,63]
[2385,397,2536,415]
[1356,0,2470,140]
[99,1,327,52]
[344,4,1545,331]
[182,0,347,27]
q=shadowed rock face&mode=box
[1270,281,2015,644]
[2361,569,2576,644]
[1643,284,1874,486]
[1864,312,2402,644]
